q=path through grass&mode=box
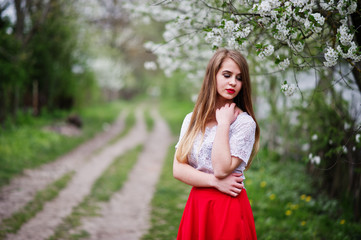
[0,101,126,187]
[49,145,144,240]
[0,172,74,239]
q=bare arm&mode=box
[173,154,244,197]
[212,103,242,179]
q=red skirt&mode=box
[177,187,257,240]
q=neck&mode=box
[215,97,233,109]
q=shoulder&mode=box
[181,112,193,126]
[185,112,193,119]
[184,112,193,122]
[232,112,256,130]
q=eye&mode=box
[223,74,230,78]
[236,75,242,81]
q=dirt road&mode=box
[1,107,172,240]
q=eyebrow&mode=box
[222,70,241,75]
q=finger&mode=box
[230,191,239,197]
[234,183,243,189]
[231,172,243,177]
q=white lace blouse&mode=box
[175,112,256,177]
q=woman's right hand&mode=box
[212,172,244,197]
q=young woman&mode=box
[174,48,260,240]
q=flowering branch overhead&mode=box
[126,0,361,94]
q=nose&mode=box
[229,76,236,86]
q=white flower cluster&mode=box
[144,61,157,71]
[323,21,361,67]
[338,23,354,46]
[281,82,297,96]
[320,0,335,11]
[356,133,360,143]
[258,44,275,59]
[204,17,253,50]
[278,57,290,70]
[311,134,318,141]
[308,153,321,165]
[337,0,358,15]
[323,47,339,67]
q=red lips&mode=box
[226,89,235,94]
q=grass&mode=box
[144,109,155,132]
[140,98,193,240]
[108,110,136,145]
[48,144,143,240]
[158,98,194,135]
[0,100,126,187]
[245,149,361,240]
[141,143,190,240]
[0,171,74,239]
[143,98,361,240]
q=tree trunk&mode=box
[352,62,361,94]
[351,1,361,94]
[33,80,39,116]
[14,0,25,42]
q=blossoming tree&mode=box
[126,0,360,95]
[126,0,361,219]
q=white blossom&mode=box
[312,134,318,141]
[342,145,348,154]
[205,31,215,43]
[235,26,252,39]
[320,0,335,10]
[337,0,357,15]
[281,82,297,97]
[212,36,223,48]
[224,20,236,33]
[338,24,354,46]
[323,47,339,67]
[278,58,290,70]
[356,133,361,143]
[337,42,361,62]
[311,13,325,26]
[144,61,157,70]
[302,143,310,151]
[258,44,274,59]
[309,153,321,165]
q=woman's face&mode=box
[215,58,242,104]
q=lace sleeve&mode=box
[229,115,256,164]
[175,112,192,149]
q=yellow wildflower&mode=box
[260,181,267,188]
[301,221,306,226]
[285,210,292,216]
[300,194,306,200]
[269,194,276,200]
[340,219,345,225]
[290,204,299,210]
[305,196,312,202]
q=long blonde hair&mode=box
[175,48,260,171]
